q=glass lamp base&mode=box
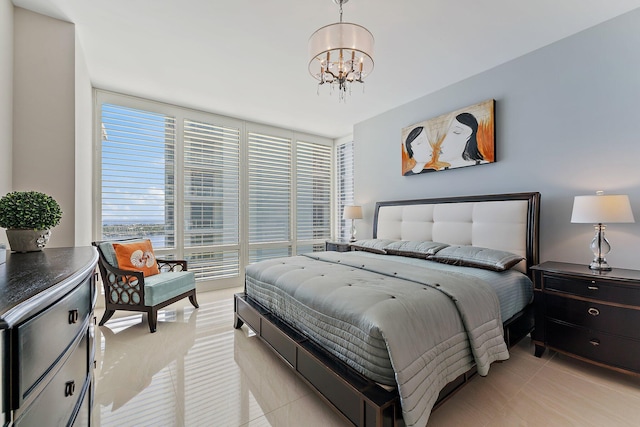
[589,224,612,271]
[589,260,612,271]
[349,220,357,242]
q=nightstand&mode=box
[325,240,351,252]
[531,261,640,375]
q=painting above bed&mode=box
[401,99,495,176]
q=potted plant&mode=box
[0,191,62,252]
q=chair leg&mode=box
[99,309,116,326]
[148,308,158,333]
[189,291,199,309]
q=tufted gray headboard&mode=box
[373,192,540,274]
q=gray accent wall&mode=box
[354,9,640,269]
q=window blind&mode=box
[296,140,332,243]
[100,104,176,249]
[248,132,291,244]
[336,141,355,241]
[183,118,241,280]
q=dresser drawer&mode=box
[14,331,89,427]
[544,275,640,306]
[72,381,92,427]
[16,275,91,403]
[546,320,640,373]
[546,294,640,340]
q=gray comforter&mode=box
[245,251,510,426]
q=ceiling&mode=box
[12,0,640,139]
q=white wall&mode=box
[354,9,640,270]
[13,7,76,248]
[0,0,13,246]
[75,34,93,246]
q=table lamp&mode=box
[343,205,363,242]
[571,191,634,271]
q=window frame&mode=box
[94,90,335,291]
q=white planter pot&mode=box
[5,229,51,253]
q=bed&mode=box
[234,192,540,426]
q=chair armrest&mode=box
[156,259,188,272]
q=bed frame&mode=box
[234,192,540,427]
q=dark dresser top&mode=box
[0,246,98,328]
[531,261,640,283]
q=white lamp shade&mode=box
[571,194,635,223]
[308,22,374,79]
[343,205,363,220]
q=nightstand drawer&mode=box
[546,294,640,340]
[547,320,640,373]
[544,275,640,306]
[325,241,351,252]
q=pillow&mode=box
[429,245,524,272]
[113,239,160,277]
[350,239,396,254]
[385,240,449,259]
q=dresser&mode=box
[0,247,98,426]
[531,261,640,375]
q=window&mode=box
[336,140,355,241]
[96,91,334,289]
[247,129,292,263]
[100,104,176,249]
[296,139,332,253]
[183,118,241,280]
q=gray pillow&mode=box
[385,240,449,259]
[350,239,396,254]
[429,245,524,271]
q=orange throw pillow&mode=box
[113,239,159,277]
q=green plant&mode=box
[0,191,62,229]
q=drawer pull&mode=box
[589,339,601,347]
[64,380,75,397]
[68,309,79,324]
[587,285,599,290]
[587,308,600,316]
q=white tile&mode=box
[94,289,640,426]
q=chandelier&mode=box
[308,0,374,101]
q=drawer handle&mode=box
[64,380,75,397]
[589,339,601,347]
[68,309,79,324]
[587,308,600,316]
[587,285,599,290]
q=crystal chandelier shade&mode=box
[308,0,374,100]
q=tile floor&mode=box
[93,288,640,427]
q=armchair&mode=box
[92,238,199,333]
